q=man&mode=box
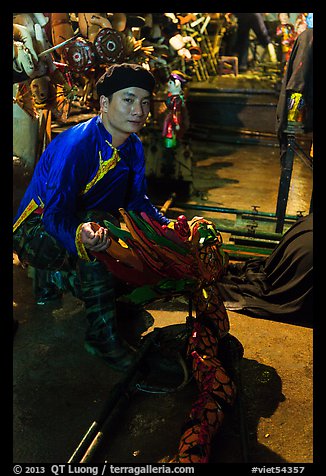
[13,63,170,371]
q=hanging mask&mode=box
[62,36,96,73]
[94,28,125,63]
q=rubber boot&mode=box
[266,42,277,63]
[76,260,136,372]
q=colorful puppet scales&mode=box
[90,211,238,463]
[168,286,236,463]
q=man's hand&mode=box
[81,222,110,252]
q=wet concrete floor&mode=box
[13,83,313,465]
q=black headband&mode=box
[96,63,156,97]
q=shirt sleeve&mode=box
[41,135,90,255]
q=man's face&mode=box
[103,87,151,136]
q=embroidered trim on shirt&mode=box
[13,198,39,233]
[81,140,121,195]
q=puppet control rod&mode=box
[67,330,159,463]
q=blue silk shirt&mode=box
[13,116,170,257]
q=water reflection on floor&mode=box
[190,140,312,217]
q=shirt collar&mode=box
[96,115,133,151]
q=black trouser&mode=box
[234,13,271,69]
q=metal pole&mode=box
[275,135,295,234]
[175,202,299,221]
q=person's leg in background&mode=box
[234,13,277,72]
[251,13,277,63]
[233,13,251,72]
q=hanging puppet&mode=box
[162,13,200,61]
[13,13,76,121]
[13,21,39,83]
[276,13,295,72]
[294,13,308,36]
[162,70,189,148]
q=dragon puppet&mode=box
[90,209,242,463]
